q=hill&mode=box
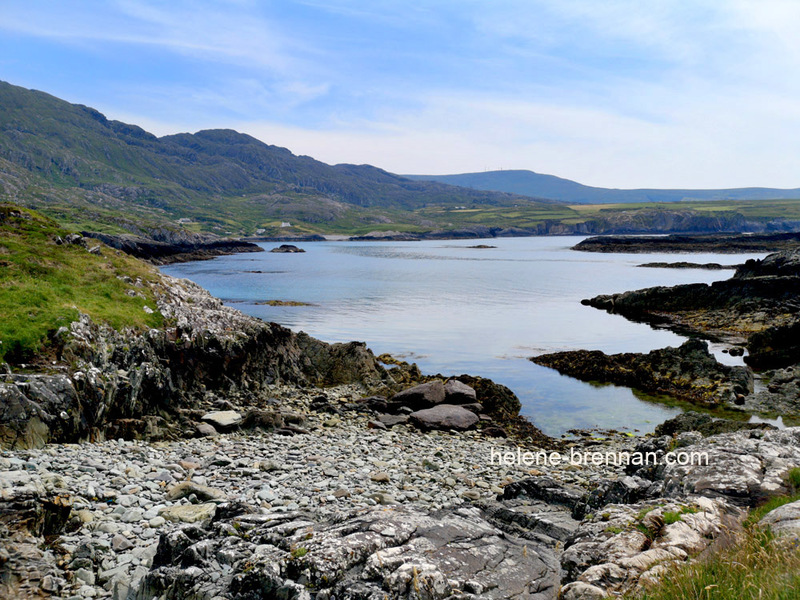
[0,81,554,237]
[406,170,800,204]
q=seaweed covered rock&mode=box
[531,339,752,408]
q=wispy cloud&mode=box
[1,0,800,187]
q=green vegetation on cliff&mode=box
[0,203,163,363]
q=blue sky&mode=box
[1,0,799,188]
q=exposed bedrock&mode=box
[531,339,752,408]
[0,276,396,449]
[138,505,560,600]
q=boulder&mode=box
[443,379,477,404]
[159,503,217,524]
[409,404,479,431]
[270,244,305,253]
[389,380,445,411]
[166,482,227,503]
[201,411,242,432]
[760,499,800,537]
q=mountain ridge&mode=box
[0,80,555,237]
[405,169,800,204]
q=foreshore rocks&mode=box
[577,247,800,421]
[3,385,800,600]
[531,339,752,408]
[574,231,800,254]
[0,275,397,450]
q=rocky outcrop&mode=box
[583,249,800,359]
[574,232,800,253]
[139,505,559,600]
[637,261,736,270]
[580,248,800,419]
[531,339,752,408]
[269,244,305,253]
[0,276,396,450]
[82,231,263,265]
[561,496,740,599]
[626,427,800,508]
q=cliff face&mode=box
[0,275,395,449]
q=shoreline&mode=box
[4,224,800,598]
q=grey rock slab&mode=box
[159,503,217,524]
[409,404,479,431]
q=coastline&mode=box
[3,232,800,599]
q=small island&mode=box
[270,244,305,253]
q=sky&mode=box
[1,0,800,189]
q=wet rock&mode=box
[270,244,305,253]
[532,340,752,408]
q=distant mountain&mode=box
[0,81,552,237]
[406,170,800,204]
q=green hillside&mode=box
[0,203,163,363]
[0,81,556,237]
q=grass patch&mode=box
[625,468,800,599]
[628,527,800,600]
[0,203,164,363]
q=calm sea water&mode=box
[161,237,766,436]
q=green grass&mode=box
[0,203,163,363]
[629,527,800,600]
[625,468,800,600]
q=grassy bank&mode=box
[0,203,163,363]
[626,468,800,600]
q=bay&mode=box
[161,237,766,436]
